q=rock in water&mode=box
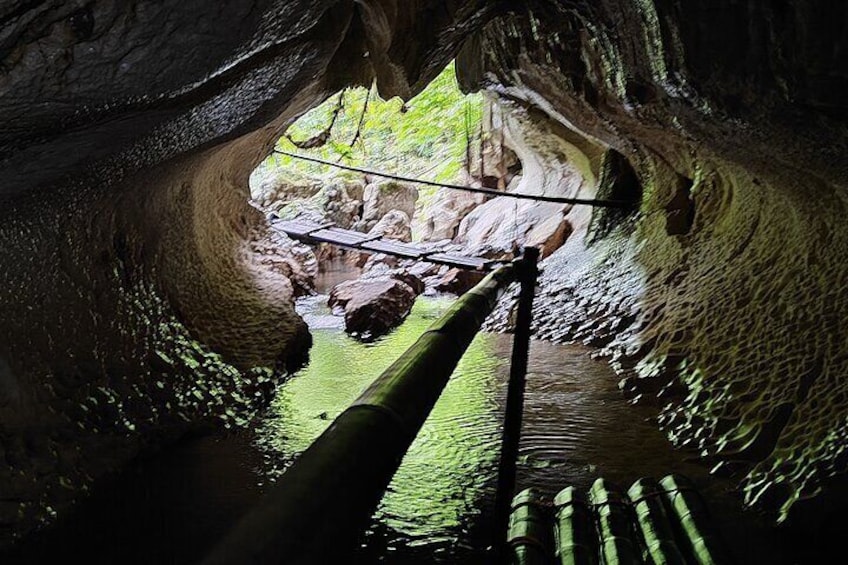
[328,277,417,339]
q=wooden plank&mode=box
[274,219,335,238]
[360,239,427,259]
[425,252,491,270]
[309,227,380,247]
[273,218,503,271]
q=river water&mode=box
[5,289,809,563]
[262,294,791,564]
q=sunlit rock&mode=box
[419,188,486,242]
[367,209,413,242]
[354,180,419,233]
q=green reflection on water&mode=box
[259,296,506,541]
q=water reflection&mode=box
[258,294,792,564]
[257,296,506,561]
[4,295,803,564]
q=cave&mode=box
[2,1,847,563]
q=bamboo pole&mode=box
[659,475,733,565]
[590,479,641,565]
[554,486,597,565]
[628,478,688,565]
[203,261,519,565]
[493,246,540,563]
[507,488,551,565]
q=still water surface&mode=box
[6,293,800,564]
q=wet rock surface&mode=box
[328,277,418,339]
[466,1,848,523]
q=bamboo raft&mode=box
[508,475,733,565]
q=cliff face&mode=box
[459,1,848,521]
[0,0,846,543]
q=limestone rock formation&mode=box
[433,268,486,295]
[355,180,419,232]
[461,1,848,523]
[1,0,847,546]
[250,169,322,209]
[0,0,498,545]
[419,188,486,241]
[367,209,413,242]
[454,97,595,257]
[525,213,573,259]
[274,178,364,229]
[249,226,318,298]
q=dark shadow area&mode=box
[2,431,265,565]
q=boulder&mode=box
[419,189,486,241]
[250,229,317,297]
[321,178,364,228]
[368,209,412,241]
[355,258,425,295]
[275,197,326,224]
[328,277,417,339]
[361,253,400,271]
[275,178,363,228]
[250,169,322,208]
[455,194,567,256]
[388,270,426,295]
[407,260,442,279]
[432,268,486,295]
[355,180,418,232]
[525,213,573,258]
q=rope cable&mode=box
[272,149,634,209]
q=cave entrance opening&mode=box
[248,60,525,301]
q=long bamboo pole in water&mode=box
[204,259,525,565]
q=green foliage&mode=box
[266,62,483,185]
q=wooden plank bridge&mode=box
[270,216,505,271]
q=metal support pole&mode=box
[492,246,539,564]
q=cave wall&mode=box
[454,93,603,256]
[0,0,496,544]
[459,1,848,521]
[2,0,847,543]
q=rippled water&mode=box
[6,292,807,564]
[256,295,505,563]
[252,295,785,564]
